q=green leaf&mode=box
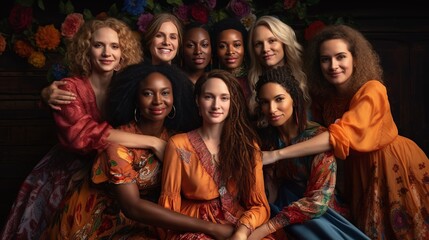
[146,0,154,10]
[82,9,93,20]
[58,0,65,14]
[64,0,75,14]
[108,3,119,17]
[37,0,45,10]
[167,0,183,7]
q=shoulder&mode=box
[358,80,386,94]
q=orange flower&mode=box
[28,51,46,68]
[34,25,61,50]
[13,40,34,58]
[0,35,6,55]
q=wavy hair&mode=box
[304,24,383,99]
[107,63,200,132]
[194,69,260,204]
[66,17,142,77]
[247,16,309,112]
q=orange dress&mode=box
[158,129,272,239]
[41,122,167,239]
[325,80,429,240]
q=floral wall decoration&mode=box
[0,0,350,82]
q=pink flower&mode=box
[61,13,84,39]
[227,0,251,18]
[190,4,209,24]
[137,13,154,33]
[174,4,190,23]
[304,20,326,41]
[8,4,33,33]
[284,0,297,10]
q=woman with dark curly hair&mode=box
[263,24,429,240]
[42,63,233,239]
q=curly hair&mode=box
[194,69,260,204]
[107,63,200,132]
[143,13,182,63]
[304,24,383,99]
[248,16,309,112]
[66,17,142,77]
[255,66,308,135]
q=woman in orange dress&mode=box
[263,24,429,240]
[42,63,234,239]
[159,69,272,239]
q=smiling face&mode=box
[183,27,212,71]
[150,21,179,65]
[90,27,121,74]
[252,25,285,69]
[216,29,245,71]
[319,39,354,92]
[197,77,231,126]
[138,72,173,123]
[258,82,294,128]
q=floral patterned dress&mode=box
[316,80,429,240]
[1,77,112,240]
[41,122,167,239]
[261,122,369,239]
[158,129,273,240]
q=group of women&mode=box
[1,11,428,240]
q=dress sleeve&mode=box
[52,78,112,154]
[238,147,271,230]
[328,81,398,159]
[268,151,336,230]
[92,143,139,184]
[158,136,182,213]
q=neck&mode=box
[229,64,246,78]
[185,69,205,85]
[138,120,165,138]
[277,120,299,145]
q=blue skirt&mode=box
[271,183,370,240]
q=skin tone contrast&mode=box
[183,27,212,83]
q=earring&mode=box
[168,105,176,119]
[134,108,141,122]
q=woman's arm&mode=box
[41,80,76,110]
[262,131,332,165]
[114,183,234,239]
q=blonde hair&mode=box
[247,16,309,111]
[66,17,142,77]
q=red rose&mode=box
[227,0,251,18]
[304,20,326,41]
[190,4,209,24]
[61,13,84,39]
[8,4,33,33]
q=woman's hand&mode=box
[150,137,167,160]
[211,223,234,240]
[262,150,280,165]
[41,80,76,110]
[248,224,271,240]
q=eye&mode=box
[142,91,153,97]
[170,34,177,40]
[268,38,276,44]
[234,42,242,48]
[320,57,329,63]
[186,42,195,48]
[221,96,230,101]
[161,90,171,96]
[275,96,285,102]
[203,94,213,99]
[202,41,210,48]
[111,44,120,49]
[254,41,262,48]
[93,43,102,48]
[218,43,226,49]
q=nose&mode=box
[153,93,162,105]
[263,42,269,52]
[212,98,220,110]
[194,45,202,55]
[330,59,339,70]
[269,101,276,114]
[102,47,111,57]
[162,36,170,46]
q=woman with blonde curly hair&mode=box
[1,17,167,240]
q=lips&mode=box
[193,58,206,64]
[225,58,237,64]
[149,108,166,115]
